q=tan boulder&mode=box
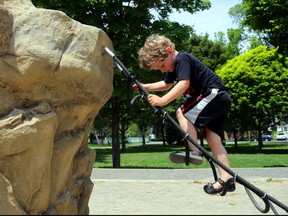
[0,0,114,214]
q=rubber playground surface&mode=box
[88,168,288,215]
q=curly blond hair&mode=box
[138,34,175,70]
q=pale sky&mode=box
[169,0,242,39]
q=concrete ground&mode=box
[88,168,288,215]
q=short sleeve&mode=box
[175,59,192,81]
[164,72,176,84]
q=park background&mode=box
[32,0,288,168]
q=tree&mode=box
[92,102,112,144]
[130,97,155,146]
[186,33,235,72]
[229,0,288,57]
[111,97,120,167]
[217,46,288,151]
[226,28,243,56]
[228,3,260,52]
[119,101,134,152]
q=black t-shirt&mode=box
[164,51,228,97]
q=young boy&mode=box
[134,34,235,195]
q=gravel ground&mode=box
[88,168,288,215]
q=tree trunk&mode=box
[232,128,238,149]
[257,128,263,152]
[161,120,166,146]
[112,97,120,168]
[120,124,127,152]
[121,132,126,152]
[141,129,146,146]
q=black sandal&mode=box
[203,178,236,195]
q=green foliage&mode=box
[228,4,264,54]
[217,46,288,134]
[129,98,155,138]
[125,123,140,137]
[226,28,243,55]
[186,33,235,71]
[240,0,288,56]
[249,35,263,50]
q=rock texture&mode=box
[0,0,114,214]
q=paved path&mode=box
[88,168,288,215]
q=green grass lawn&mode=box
[89,141,288,169]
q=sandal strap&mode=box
[217,178,225,186]
[219,178,235,196]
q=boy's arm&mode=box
[133,81,173,92]
[147,80,189,106]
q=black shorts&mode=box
[180,88,231,139]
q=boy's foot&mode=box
[169,150,203,165]
[203,178,236,195]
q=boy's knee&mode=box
[175,108,182,120]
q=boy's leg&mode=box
[205,128,232,189]
[168,108,203,165]
[175,108,199,151]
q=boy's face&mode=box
[150,47,175,73]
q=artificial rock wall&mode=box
[0,0,114,214]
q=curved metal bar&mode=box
[130,94,143,105]
[204,155,218,182]
[245,187,270,213]
[270,202,280,215]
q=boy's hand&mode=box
[147,94,164,106]
[132,84,140,92]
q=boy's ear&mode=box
[165,47,173,54]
